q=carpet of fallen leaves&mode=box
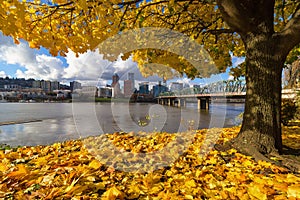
[0,126,300,199]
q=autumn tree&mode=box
[1,0,300,163]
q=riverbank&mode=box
[0,126,299,199]
[0,119,43,126]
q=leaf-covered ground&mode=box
[0,126,299,199]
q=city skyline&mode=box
[0,33,242,87]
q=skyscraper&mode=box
[112,73,120,87]
[139,82,149,94]
[111,73,121,97]
[70,81,82,92]
[124,80,133,97]
[128,72,135,90]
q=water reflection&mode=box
[0,118,78,147]
[0,102,244,147]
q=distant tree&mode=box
[1,0,300,165]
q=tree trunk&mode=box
[230,33,285,156]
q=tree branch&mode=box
[216,0,252,33]
[278,3,300,53]
[216,0,275,35]
[205,28,234,35]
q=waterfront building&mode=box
[153,83,168,97]
[81,86,98,97]
[70,81,82,92]
[0,77,33,90]
[41,80,51,92]
[124,80,133,97]
[111,74,121,97]
[99,86,112,98]
[139,82,150,94]
[128,72,135,90]
[112,73,120,86]
[32,80,41,89]
[51,81,60,91]
[4,84,20,90]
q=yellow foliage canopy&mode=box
[0,0,299,78]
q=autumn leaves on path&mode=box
[0,126,300,199]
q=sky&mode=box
[0,32,245,88]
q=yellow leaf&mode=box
[89,159,102,170]
[0,151,5,159]
[185,179,197,188]
[287,185,300,198]
[29,41,39,49]
[28,7,36,14]
[102,186,124,200]
[247,184,267,200]
[40,173,56,186]
[286,174,300,183]
[0,163,8,172]
[64,177,80,193]
[253,177,265,184]
[7,164,28,178]
[185,194,194,199]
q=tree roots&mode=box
[215,141,300,174]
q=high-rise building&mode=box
[51,81,60,91]
[70,81,82,92]
[111,74,121,97]
[128,73,135,89]
[112,73,120,87]
[32,80,41,89]
[124,80,133,97]
[41,80,51,92]
[139,82,149,94]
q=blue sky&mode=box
[0,32,244,87]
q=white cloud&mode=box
[0,71,8,78]
[0,33,65,81]
[15,54,64,80]
[63,50,111,81]
[63,51,162,86]
[0,33,165,85]
[232,56,245,67]
[0,42,36,66]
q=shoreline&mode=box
[0,119,43,126]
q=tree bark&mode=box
[216,0,292,158]
[230,33,285,156]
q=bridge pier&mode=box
[198,98,210,110]
[158,97,210,110]
[177,98,186,108]
[182,98,186,107]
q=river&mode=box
[0,102,244,147]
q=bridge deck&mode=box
[158,92,246,99]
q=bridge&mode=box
[157,80,246,110]
[157,80,299,110]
